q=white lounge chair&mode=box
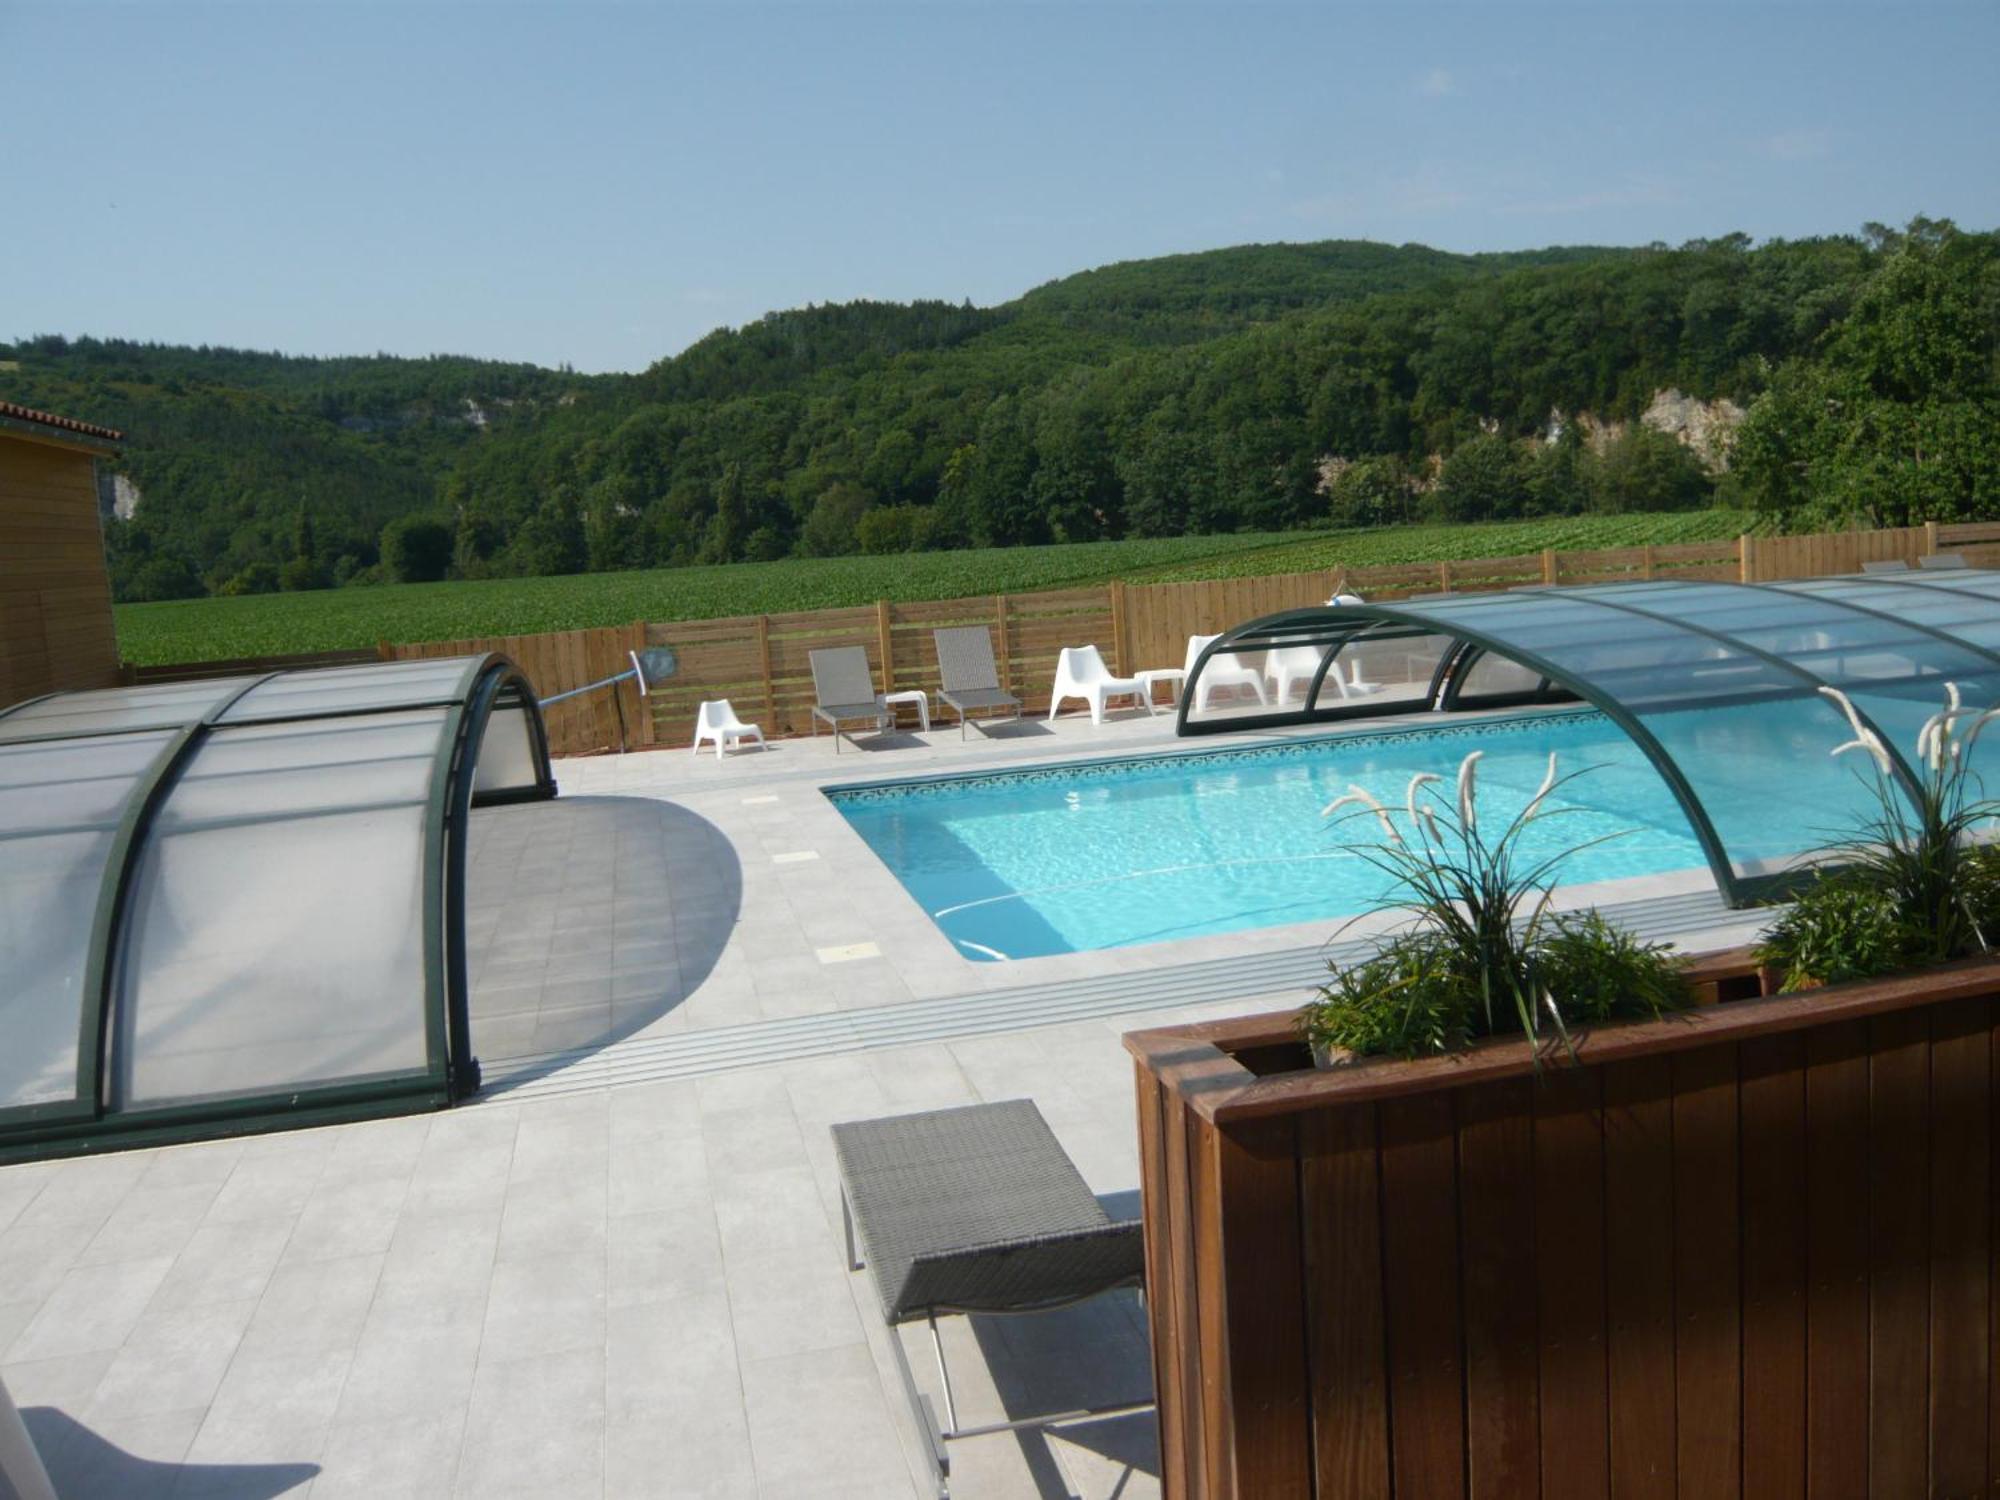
[1188,633,1269,712]
[1048,645,1148,725]
[692,698,766,759]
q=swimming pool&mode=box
[828,708,1839,961]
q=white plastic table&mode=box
[1133,668,1186,712]
[878,689,931,733]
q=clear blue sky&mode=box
[4,1,1994,373]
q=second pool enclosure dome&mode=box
[1177,572,2000,906]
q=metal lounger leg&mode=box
[928,1313,958,1433]
[888,1321,951,1499]
[842,1189,860,1272]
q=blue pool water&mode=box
[828,709,1831,961]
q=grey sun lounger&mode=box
[932,626,1022,738]
[1921,551,1972,570]
[809,645,887,752]
[832,1099,1150,1500]
[1862,558,1913,574]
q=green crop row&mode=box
[113,511,1752,665]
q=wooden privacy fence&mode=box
[1126,951,2000,1500]
[123,518,2000,755]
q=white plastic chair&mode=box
[1267,646,1330,703]
[1187,634,1270,712]
[1048,645,1148,725]
[692,699,766,759]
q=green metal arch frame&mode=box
[1176,600,1748,904]
[0,652,558,1162]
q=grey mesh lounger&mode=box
[809,645,886,753]
[831,1099,1151,1499]
[932,626,1021,739]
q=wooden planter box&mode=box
[1125,949,2000,1500]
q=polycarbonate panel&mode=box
[1583,580,2000,762]
[1,831,114,1108]
[114,804,433,1108]
[219,658,476,724]
[0,678,257,743]
[1394,591,1886,878]
[472,704,541,797]
[0,731,173,1111]
[162,711,445,827]
[1773,577,2000,658]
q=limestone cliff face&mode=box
[1640,388,1744,472]
[1314,387,1747,494]
[95,467,142,520]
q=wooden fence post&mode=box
[1739,534,1754,582]
[1542,548,1557,585]
[876,599,895,694]
[1439,560,1453,594]
[1110,581,1130,677]
[1926,520,1940,559]
[757,614,775,731]
[995,594,1011,692]
[1643,545,1656,580]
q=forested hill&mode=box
[4,223,1995,604]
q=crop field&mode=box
[115,510,1751,664]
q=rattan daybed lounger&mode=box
[809,645,888,752]
[932,627,1022,738]
[831,1099,1151,1499]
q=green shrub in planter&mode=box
[1531,910,1685,1023]
[1299,933,1472,1061]
[1757,874,1920,992]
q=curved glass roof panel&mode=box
[1181,576,2000,902]
[0,678,259,743]
[219,658,481,724]
[0,653,557,1162]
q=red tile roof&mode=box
[0,400,123,443]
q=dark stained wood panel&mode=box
[1603,1057,1676,1500]
[1298,1105,1390,1500]
[1458,1078,1540,1500]
[1534,1068,1609,1500]
[1378,1091,1468,1500]
[1739,1033,1808,1500]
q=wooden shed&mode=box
[0,401,124,707]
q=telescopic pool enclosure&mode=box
[0,655,555,1162]
[1179,572,2000,906]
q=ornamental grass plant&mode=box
[1757,684,2000,991]
[1298,751,1683,1062]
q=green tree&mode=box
[1586,427,1714,513]
[799,482,871,557]
[706,462,748,563]
[1430,434,1531,522]
[1325,456,1416,528]
[379,514,455,582]
[508,492,586,575]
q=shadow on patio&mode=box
[464,793,740,1070]
[23,1409,317,1500]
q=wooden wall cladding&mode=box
[0,438,121,705]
